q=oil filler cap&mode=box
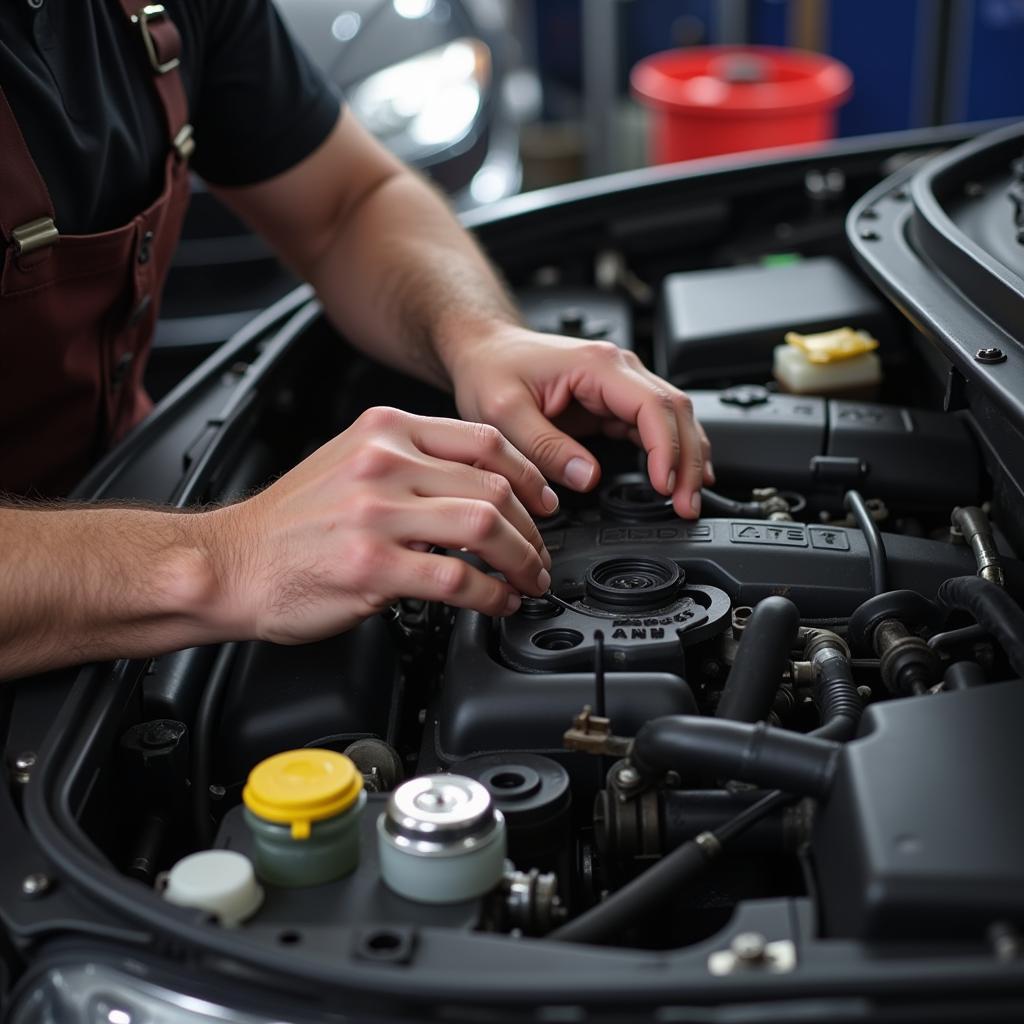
[243,749,362,840]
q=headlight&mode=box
[348,38,491,155]
[9,962,295,1024]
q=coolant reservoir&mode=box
[242,748,365,886]
[377,775,507,904]
[773,326,881,396]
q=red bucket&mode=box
[631,46,853,164]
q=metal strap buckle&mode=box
[173,124,195,162]
[11,218,59,256]
[131,4,181,75]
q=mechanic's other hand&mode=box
[447,326,713,519]
[208,407,555,644]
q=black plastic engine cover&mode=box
[498,579,731,673]
[814,680,1024,940]
[540,517,998,617]
[434,611,697,760]
[688,390,982,508]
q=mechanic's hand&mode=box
[208,407,555,644]
[447,326,713,519]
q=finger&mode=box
[407,415,558,517]
[409,460,550,569]
[394,549,524,617]
[491,392,602,493]
[391,497,550,597]
[667,391,705,519]
[575,364,684,499]
[626,367,706,516]
[696,419,715,484]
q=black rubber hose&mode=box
[944,660,987,691]
[716,596,800,724]
[630,716,840,798]
[937,576,1024,680]
[809,648,861,741]
[844,489,887,596]
[701,488,765,519]
[192,641,239,848]
[550,789,791,944]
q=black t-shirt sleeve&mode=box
[189,0,341,186]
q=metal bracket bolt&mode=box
[13,751,36,785]
[708,933,797,976]
[975,347,1006,365]
[21,873,52,899]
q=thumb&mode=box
[498,400,600,492]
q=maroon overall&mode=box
[0,1,192,496]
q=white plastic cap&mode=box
[162,850,264,927]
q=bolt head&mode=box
[731,931,768,962]
[616,766,640,787]
[14,752,36,772]
[975,347,1007,365]
[21,873,51,898]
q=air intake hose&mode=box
[716,596,800,724]
[629,716,840,798]
[937,576,1024,680]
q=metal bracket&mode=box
[131,4,181,75]
[12,218,58,256]
[563,705,631,758]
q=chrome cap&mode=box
[383,775,501,855]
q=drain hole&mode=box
[366,931,402,952]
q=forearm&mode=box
[0,505,234,680]
[304,170,520,388]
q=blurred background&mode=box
[155,0,1024,391]
[519,0,1024,187]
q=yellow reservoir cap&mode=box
[784,326,879,365]
[243,749,363,840]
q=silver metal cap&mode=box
[384,775,500,855]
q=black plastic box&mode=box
[655,256,893,386]
[814,680,1024,940]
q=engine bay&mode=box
[8,122,1024,1019]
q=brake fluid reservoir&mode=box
[377,775,506,903]
[773,326,881,395]
[242,748,365,887]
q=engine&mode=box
[85,166,1024,969]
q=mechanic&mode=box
[0,0,711,680]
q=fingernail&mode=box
[541,485,559,513]
[706,461,716,484]
[505,592,522,615]
[565,457,595,490]
[540,545,552,570]
[690,492,702,518]
[537,568,551,592]
[666,469,677,494]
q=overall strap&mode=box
[0,88,58,255]
[116,1,194,162]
